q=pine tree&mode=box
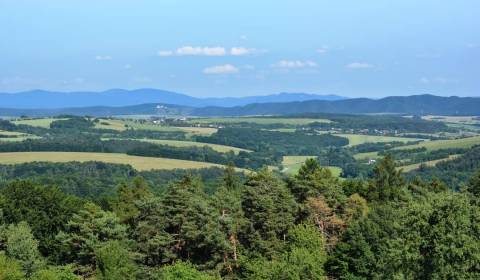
[134,175,227,268]
[240,168,297,258]
[56,202,128,277]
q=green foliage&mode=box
[328,192,480,279]
[159,261,219,280]
[240,168,297,257]
[244,224,326,280]
[112,176,152,227]
[369,154,405,201]
[2,222,44,276]
[95,241,136,280]
[56,202,128,276]
[468,169,480,197]
[0,254,25,280]
[30,265,79,280]
[0,181,82,255]
[134,176,227,268]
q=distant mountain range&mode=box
[1,94,479,117]
[0,89,346,109]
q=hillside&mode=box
[1,94,479,117]
[0,89,345,109]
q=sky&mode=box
[0,0,479,98]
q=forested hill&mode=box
[193,94,480,116]
[1,94,480,117]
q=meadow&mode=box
[97,119,218,136]
[336,133,424,146]
[12,118,68,128]
[282,155,342,176]
[0,152,226,171]
[399,155,460,172]
[103,138,250,154]
[394,135,480,151]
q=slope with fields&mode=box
[0,152,229,171]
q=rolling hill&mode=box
[0,88,345,109]
[1,94,479,117]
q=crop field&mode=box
[121,121,218,136]
[394,135,480,151]
[94,119,128,131]
[399,155,460,172]
[281,155,342,176]
[0,152,226,171]
[0,130,25,136]
[12,118,68,128]
[187,117,331,125]
[353,151,381,160]
[104,138,250,154]
[336,134,425,146]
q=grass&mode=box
[12,118,68,128]
[187,117,331,125]
[0,152,228,171]
[337,134,424,147]
[267,128,297,133]
[399,155,460,172]
[394,135,480,151]
[281,156,342,176]
[121,121,218,136]
[353,151,381,160]
[0,130,25,136]
[103,138,250,154]
[94,119,128,131]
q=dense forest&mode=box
[0,156,480,279]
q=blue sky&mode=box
[1,0,479,97]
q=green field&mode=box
[94,119,128,131]
[123,121,218,136]
[103,138,250,154]
[337,134,424,146]
[281,155,342,176]
[394,136,480,151]
[353,151,381,160]
[399,155,460,172]
[12,118,68,128]
[0,152,227,171]
[0,130,25,136]
[188,117,331,125]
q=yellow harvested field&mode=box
[0,152,227,171]
[394,136,480,151]
[104,138,250,154]
[337,134,424,147]
[399,155,460,172]
[94,119,128,131]
[13,118,68,128]
[0,130,25,136]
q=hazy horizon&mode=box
[1,0,479,98]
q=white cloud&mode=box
[272,60,317,69]
[176,46,226,56]
[157,50,174,56]
[346,62,374,69]
[158,46,260,57]
[230,47,256,56]
[95,55,113,61]
[203,64,239,74]
[419,77,457,85]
